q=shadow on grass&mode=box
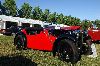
[0,55,37,66]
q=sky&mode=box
[1,0,100,21]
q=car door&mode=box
[26,28,43,50]
[38,29,56,51]
[26,28,56,51]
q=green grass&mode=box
[0,35,100,66]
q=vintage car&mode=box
[2,26,23,36]
[14,25,92,64]
[88,24,100,42]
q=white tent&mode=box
[0,15,19,22]
[0,15,50,28]
[13,17,28,23]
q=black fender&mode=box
[81,34,93,55]
[83,35,92,45]
[52,34,77,57]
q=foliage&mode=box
[63,15,81,26]
[81,20,92,30]
[56,13,64,24]
[48,12,57,22]
[43,9,50,21]
[0,1,7,15]
[3,0,17,16]
[0,36,100,66]
[18,3,32,18]
[94,19,100,28]
[32,6,42,20]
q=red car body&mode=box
[88,28,100,42]
[20,26,80,51]
[14,25,92,64]
[22,29,56,51]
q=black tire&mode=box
[14,33,26,50]
[57,39,80,64]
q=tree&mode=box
[18,3,32,18]
[0,1,7,15]
[39,9,44,21]
[59,13,64,23]
[65,15,72,25]
[48,12,57,23]
[3,0,17,16]
[94,19,100,28]
[44,9,50,21]
[32,6,42,20]
[73,17,81,26]
[81,19,92,30]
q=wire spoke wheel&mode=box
[57,39,80,64]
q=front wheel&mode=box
[14,33,26,50]
[57,39,80,64]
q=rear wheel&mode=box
[14,33,26,50]
[57,39,80,64]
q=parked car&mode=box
[88,24,100,42]
[14,25,92,64]
[2,26,23,36]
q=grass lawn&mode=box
[0,35,100,66]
